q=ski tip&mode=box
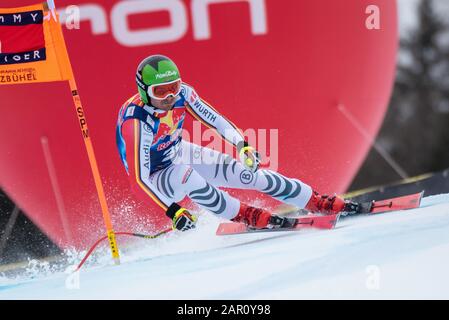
[333,213,341,228]
[216,222,248,236]
[413,191,424,208]
[216,223,225,236]
[216,224,227,236]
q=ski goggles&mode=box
[148,79,182,100]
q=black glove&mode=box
[166,203,197,232]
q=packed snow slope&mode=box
[1,194,449,299]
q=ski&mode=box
[342,191,424,217]
[216,213,340,236]
[217,192,424,236]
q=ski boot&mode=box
[232,203,294,229]
[305,191,361,216]
[341,200,372,217]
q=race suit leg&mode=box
[124,120,310,221]
[178,141,313,210]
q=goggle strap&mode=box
[136,76,148,91]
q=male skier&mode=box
[116,55,356,232]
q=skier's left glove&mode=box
[237,141,261,172]
[166,203,197,232]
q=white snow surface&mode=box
[1,194,449,300]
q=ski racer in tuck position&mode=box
[116,55,358,232]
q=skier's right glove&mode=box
[166,203,197,232]
[237,141,261,173]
